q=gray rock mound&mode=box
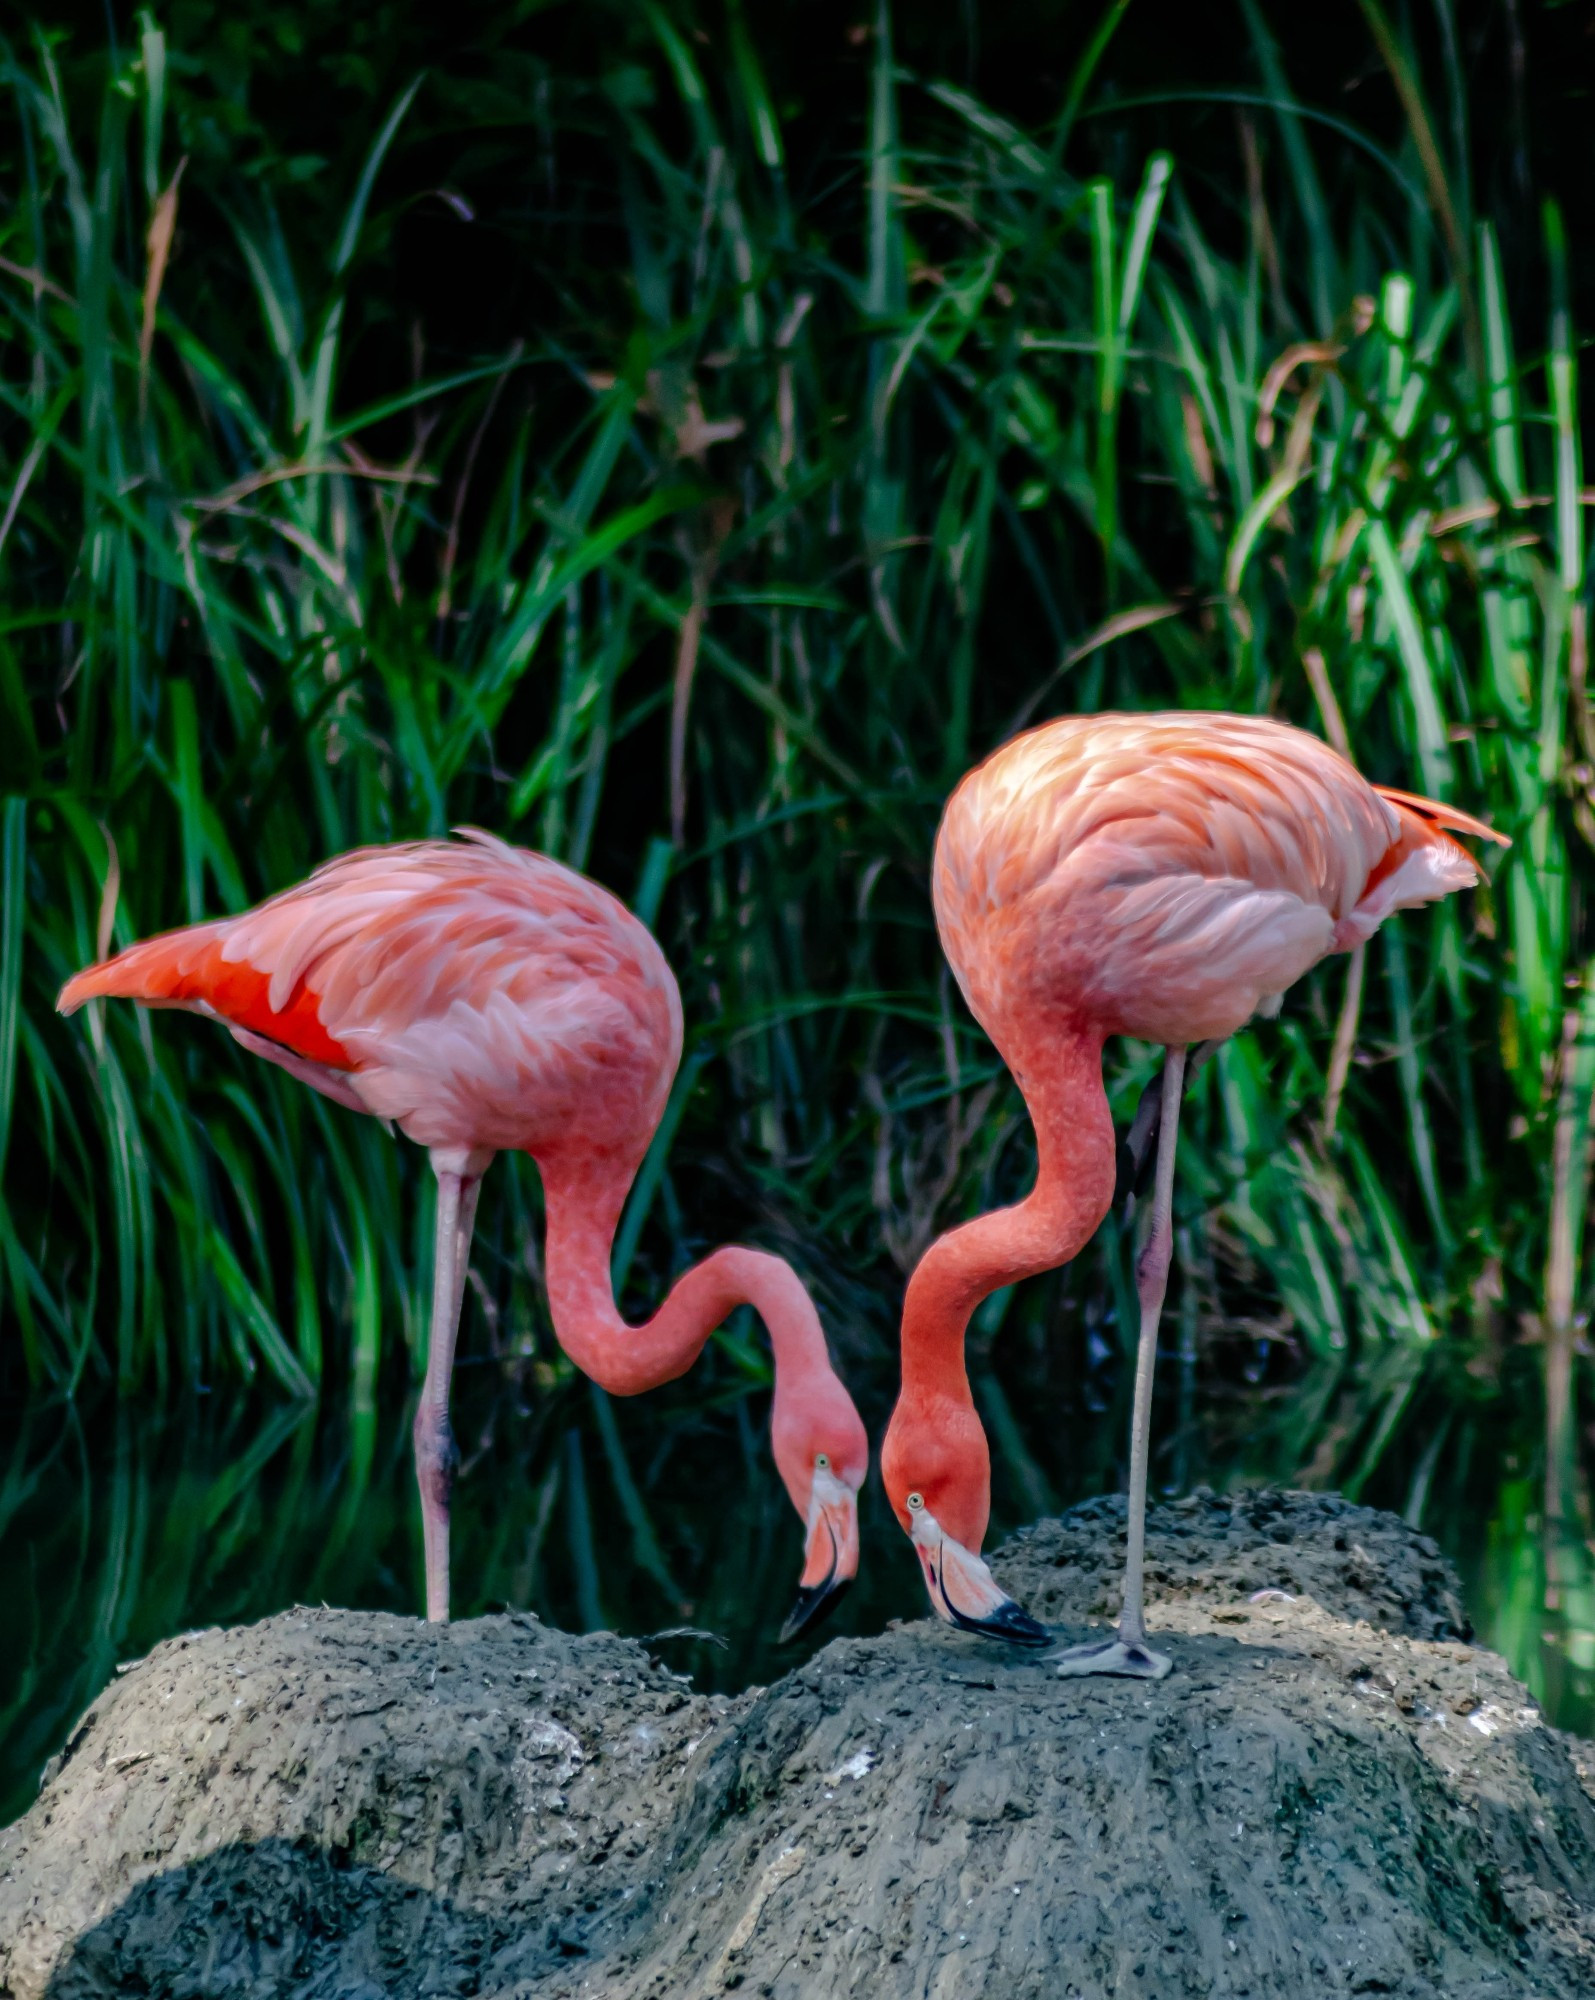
[993,1485,1470,1640]
[3,1491,1594,1999]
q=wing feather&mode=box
[58,929,356,1069]
[934,710,1492,1046]
[59,831,683,1155]
[1373,785,1509,846]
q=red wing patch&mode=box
[59,932,356,1070]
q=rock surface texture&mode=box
[4,1490,1595,1999]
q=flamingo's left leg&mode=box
[1057,1044,1186,1681]
[414,1150,489,1623]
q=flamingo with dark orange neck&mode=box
[881,711,1505,1677]
[60,832,868,1635]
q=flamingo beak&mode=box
[780,1469,859,1643]
[909,1507,1050,1646]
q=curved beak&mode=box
[910,1507,1049,1646]
[780,1471,859,1643]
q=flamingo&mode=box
[59,831,869,1634]
[880,711,1506,1677]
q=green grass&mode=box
[3,0,1595,1674]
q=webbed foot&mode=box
[1053,1635,1172,1680]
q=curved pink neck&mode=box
[900,1021,1116,1406]
[536,1149,836,1399]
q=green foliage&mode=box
[2,1,1594,1682]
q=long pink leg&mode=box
[414,1162,483,1623]
[449,1174,482,1361]
[1057,1044,1186,1680]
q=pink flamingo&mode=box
[880,711,1506,1676]
[59,832,868,1632]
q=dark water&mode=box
[4,1337,1595,1829]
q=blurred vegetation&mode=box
[5,0,1595,1763]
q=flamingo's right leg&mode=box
[414,1153,487,1623]
[1057,1044,1186,1681]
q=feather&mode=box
[1373,784,1509,846]
[934,710,1502,1050]
[58,837,683,1157]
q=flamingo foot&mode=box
[1052,1634,1172,1681]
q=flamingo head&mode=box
[880,1390,1050,1646]
[771,1370,869,1643]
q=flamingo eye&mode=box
[906,1491,924,1512]
[814,1451,830,1471]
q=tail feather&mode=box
[57,928,223,1014]
[1373,784,1510,848]
[58,925,355,1070]
[1336,793,1492,951]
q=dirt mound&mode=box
[994,1485,1471,1640]
[3,1492,1595,1999]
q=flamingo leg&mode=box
[1057,1043,1186,1681]
[450,1174,483,1354]
[414,1161,483,1624]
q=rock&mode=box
[3,1491,1594,1999]
[993,1486,1471,1639]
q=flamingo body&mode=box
[60,832,867,1630]
[883,711,1504,1658]
[61,834,682,1163]
[934,711,1485,1053]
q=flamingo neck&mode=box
[536,1148,835,1399]
[900,1021,1115,1402]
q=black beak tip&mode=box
[779,1573,853,1644]
[957,1595,1052,1647]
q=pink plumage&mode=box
[883,710,1505,1670]
[933,711,1489,1051]
[60,832,868,1632]
[61,832,682,1156]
